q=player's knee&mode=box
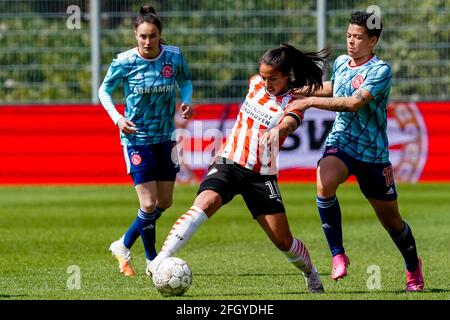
[317,180,338,198]
[141,201,157,213]
[157,199,173,210]
[193,190,222,216]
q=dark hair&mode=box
[349,10,382,39]
[259,43,330,96]
[135,5,166,44]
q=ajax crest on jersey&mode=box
[351,74,365,89]
[162,65,174,78]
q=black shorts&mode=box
[320,146,398,201]
[197,158,285,218]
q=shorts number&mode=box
[265,181,281,199]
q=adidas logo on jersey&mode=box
[386,187,395,195]
[133,73,144,80]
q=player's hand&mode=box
[117,117,137,134]
[291,92,305,99]
[259,129,280,148]
[286,97,310,113]
[181,103,193,119]
[292,86,309,97]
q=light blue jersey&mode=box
[99,45,192,146]
[327,54,392,163]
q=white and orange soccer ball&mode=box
[152,257,192,296]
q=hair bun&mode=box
[140,5,156,15]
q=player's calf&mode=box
[147,206,208,276]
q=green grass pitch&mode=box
[0,183,449,300]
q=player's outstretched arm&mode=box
[288,88,373,113]
[294,81,333,97]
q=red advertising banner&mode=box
[0,102,449,184]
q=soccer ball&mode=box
[152,257,192,296]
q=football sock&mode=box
[389,221,419,272]
[136,208,164,261]
[159,206,208,259]
[317,196,345,256]
[282,238,313,275]
[123,216,140,249]
[123,208,165,250]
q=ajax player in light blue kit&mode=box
[288,11,424,291]
[99,5,193,276]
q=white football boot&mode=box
[109,237,135,277]
[304,267,325,293]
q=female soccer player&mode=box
[98,5,193,276]
[287,11,424,291]
[149,44,330,293]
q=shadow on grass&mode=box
[194,272,301,277]
[236,272,300,277]
[0,294,28,299]
[302,288,450,294]
[421,288,450,293]
[185,287,450,299]
[191,288,449,299]
[189,291,311,298]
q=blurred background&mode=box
[0,0,448,104]
[0,0,449,184]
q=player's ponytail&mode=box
[135,5,166,44]
[259,43,330,96]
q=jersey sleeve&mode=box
[360,64,392,99]
[98,59,124,125]
[248,75,259,88]
[176,51,193,106]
